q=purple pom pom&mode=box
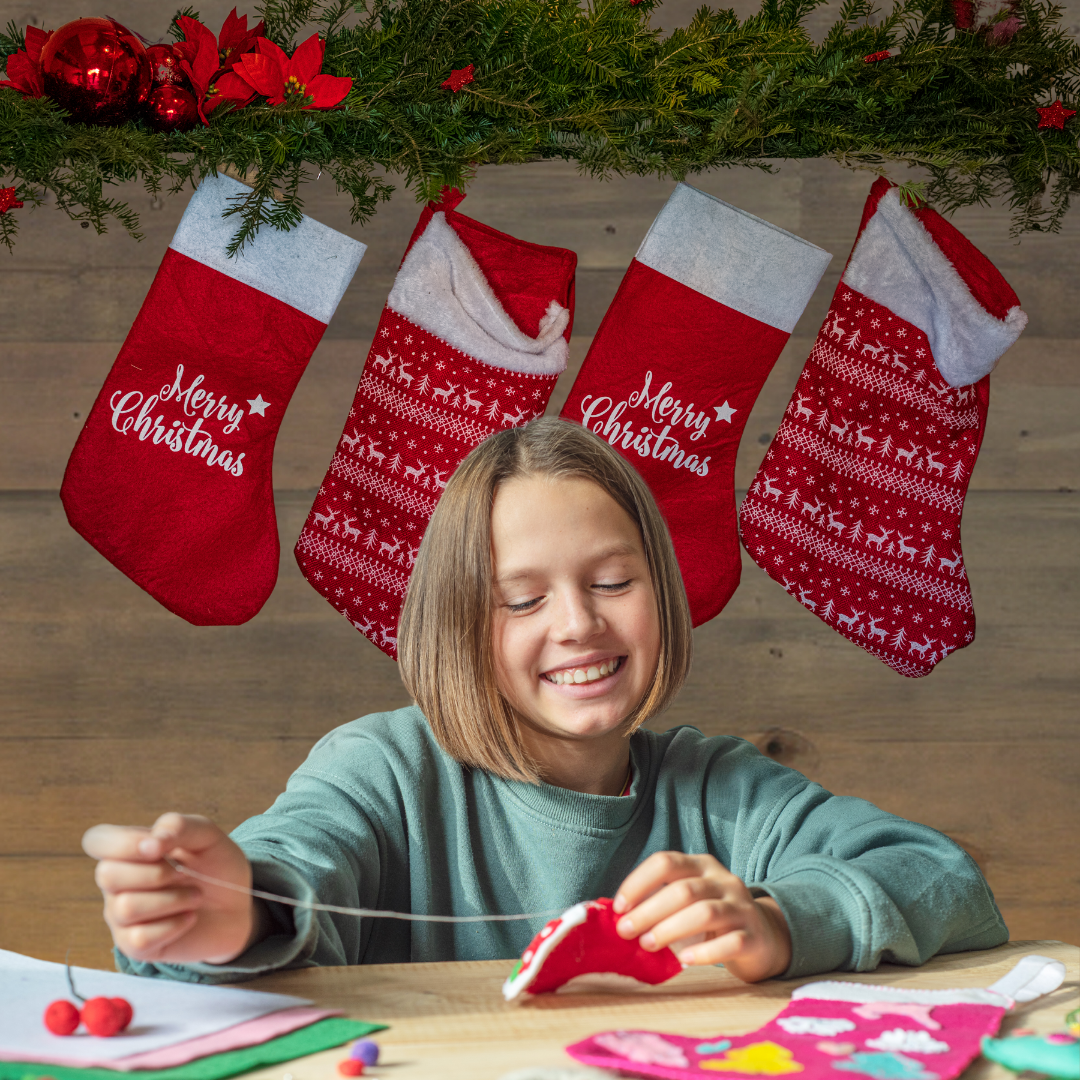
[350,1040,379,1066]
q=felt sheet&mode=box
[3,1008,341,1071]
[0,1018,383,1080]
[0,950,312,1063]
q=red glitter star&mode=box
[0,187,24,214]
[863,50,892,62]
[441,64,475,93]
[1036,100,1076,130]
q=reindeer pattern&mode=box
[740,283,987,676]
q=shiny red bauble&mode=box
[80,995,131,1037]
[145,84,200,132]
[146,43,189,88]
[39,18,151,125]
[43,999,81,1036]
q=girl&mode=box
[83,419,1006,985]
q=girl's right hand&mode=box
[82,812,260,965]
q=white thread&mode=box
[167,859,562,924]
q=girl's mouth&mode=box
[541,656,623,686]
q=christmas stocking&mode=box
[559,183,832,625]
[294,190,576,657]
[567,954,1066,1080]
[61,173,365,624]
[740,179,1027,677]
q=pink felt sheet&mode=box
[0,1006,341,1071]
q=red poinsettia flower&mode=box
[216,7,265,69]
[230,34,352,108]
[0,25,51,98]
[174,11,264,124]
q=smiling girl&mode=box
[83,419,1006,984]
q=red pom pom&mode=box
[44,999,81,1036]
[337,1060,365,1076]
[81,996,127,1037]
[109,998,134,1032]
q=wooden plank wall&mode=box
[1,0,1077,971]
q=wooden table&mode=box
[239,940,1079,1080]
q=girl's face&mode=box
[490,474,661,748]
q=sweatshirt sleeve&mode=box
[709,741,1008,979]
[115,754,391,984]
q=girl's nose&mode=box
[552,587,605,642]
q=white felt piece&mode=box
[0,947,312,1063]
[987,955,1067,1003]
[793,980,1011,1008]
[635,183,832,334]
[387,212,570,376]
[170,172,366,325]
[842,189,1027,388]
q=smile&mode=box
[541,657,623,686]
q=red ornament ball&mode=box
[44,999,81,1036]
[146,44,190,89]
[109,997,135,1031]
[81,996,131,1037]
[337,1060,365,1076]
[145,84,200,132]
[39,18,151,126]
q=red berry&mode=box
[109,998,134,1031]
[81,996,126,1037]
[337,1060,365,1076]
[44,999,81,1036]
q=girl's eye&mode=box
[507,596,542,613]
[595,579,632,593]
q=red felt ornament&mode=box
[39,18,152,125]
[146,43,190,88]
[337,1061,365,1076]
[0,187,24,214]
[441,63,475,92]
[145,84,200,132]
[1036,99,1076,129]
[80,995,130,1037]
[43,999,81,1036]
[863,50,892,62]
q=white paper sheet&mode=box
[0,949,312,1062]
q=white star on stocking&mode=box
[713,400,737,423]
[247,394,270,417]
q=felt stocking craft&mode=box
[503,898,682,1001]
[61,173,365,624]
[567,953,1066,1080]
[559,183,832,625]
[740,179,1027,677]
[295,190,576,658]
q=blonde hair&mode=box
[397,417,693,782]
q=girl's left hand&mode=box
[613,851,792,982]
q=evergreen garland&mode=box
[1,0,1078,253]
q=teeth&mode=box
[546,659,620,685]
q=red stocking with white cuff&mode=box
[740,179,1027,676]
[60,172,365,624]
[559,183,832,625]
[294,190,576,657]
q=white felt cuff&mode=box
[387,212,570,376]
[170,172,366,326]
[842,189,1027,387]
[634,183,832,334]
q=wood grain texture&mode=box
[232,942,1080,1080]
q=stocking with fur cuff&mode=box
[740,179,1027,677]
[560,183,832,625]
[60,172,365,624]
[295,190,576,657]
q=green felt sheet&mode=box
[1,1017,387,1080]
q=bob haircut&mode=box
[398,417,693,783]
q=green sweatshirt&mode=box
[118,706,1007,984]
